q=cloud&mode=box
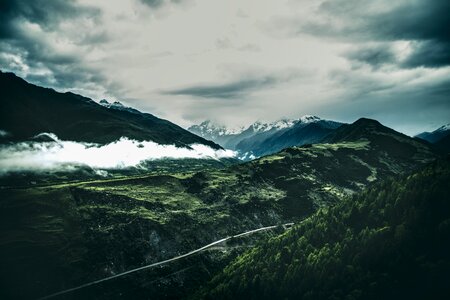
[0,133,236,175]
[139,0,187,9]
[163,77,278,99]
[0,129,10,137]
[238,44,261,52]
[282,0,450,69]
[0,0,448,135]
[343,44,398,69]
[0,0,99,38]
[0,0,121,99]
[163,70,306,99]
[401,41,450,69]
[318,67,450,134]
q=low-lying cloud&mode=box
[0,133,236,175]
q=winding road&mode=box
[38,223,294,300]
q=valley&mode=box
[0,116,440,299]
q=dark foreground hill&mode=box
[200,158,450,300]
[0,71,220,148]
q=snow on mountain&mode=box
[188,116,327,154]
[299,115,321,123]
[188,121,245,139]
[251,119,296,132]
[437,124,450,132]
[250,116,321,133]
[99,99,141,114]
[415,123,450,144]
[190,116,322,139]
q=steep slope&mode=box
[188,119,299,151]
[189,116,342,159]
[322,118,434,161]
[241,120,342,157]
[0,71,220,149]
[233,119,300,156]
[416,124,450,143]
[201,158,450,300]
[188,120,248,150]
[232,118,436,217]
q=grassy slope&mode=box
[200,158,450,300]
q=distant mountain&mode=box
[188,120,247,149]
[322,118,435,161]
[237,119,342,158]
[0,71,221,149]
[189,116,343,159]
[416,124,450,143]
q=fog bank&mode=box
[0,134,236,175]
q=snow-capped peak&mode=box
[99,99,125,108]
[189,115,324,138]
[188,120,245,137]
[251,119,297,132]
[250,116,321,133]
[436,123,450,132]
[299,115,321,124]
[99,99,140,114]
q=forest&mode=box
[199,158,450,299]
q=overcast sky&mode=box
[1,0,449,135]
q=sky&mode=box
[0,0,449,135]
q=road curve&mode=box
[38,223,294,300]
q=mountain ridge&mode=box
[189,116,343,158]
[416,123,450,144]
[0,71,221,149]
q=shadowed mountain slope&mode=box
[0,71,221,149]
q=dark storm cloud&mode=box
[139,0,186,8]
[307,0,450,41]
[164,77,277,99]
[163,72,302,99]
[343,44,397,69]
[0,0,99,38]
[298,0,450,68]
[0,0,116,93]
[401,41,450,69]
[319,73,450,134]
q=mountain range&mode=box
[0,71,220,149]
[189,116,343,159]
[416,124,450,153]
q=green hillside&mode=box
[200,158,450,299]
[0,118,439,299]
